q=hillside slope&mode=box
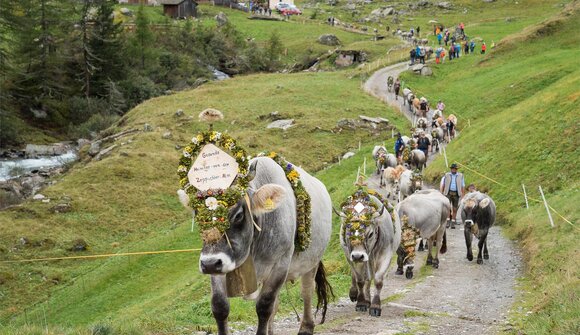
[399,2,579,334]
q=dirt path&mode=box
[235,62,521,335]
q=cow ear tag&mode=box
[263,198,275,211]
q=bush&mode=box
[67,97,110,125]
[0,111,21,147]
[119,75,161,109]
[67,113,120,139]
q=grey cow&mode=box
[337,190,401,317]
[178,157,333,335]
[395,189,450,278]
[458,191,496,264]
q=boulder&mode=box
[215,12,228,27]
[120,8,133,16]
[175,109,184,117]
[162,132,172,139]
[143,123,153,132]
[88,142,101,156]
[437,2,453,9]
[77,139,91,150]
[25,144,68,158]
[342,152,356,160]
[383,7,395,16]
[411,64,426,72]
[318,34,341,46]
[420,66,433,76]
[95,145,117,161]
[33,194,46,200]
[345,4,356,10]
[359,115,388,124]
[267,119,295,131]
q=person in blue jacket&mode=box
[394,132,406,165]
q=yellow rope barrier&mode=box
[0,248,202,264]
[454,162,575,227]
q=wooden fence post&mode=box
[522,184,529,209]
[538,186,554,228]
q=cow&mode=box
[177,157,333,335]
[431,127,444,153]
[458,192,496,264]
[337,190,401,317]
[372,146,388,175]
[395,189,450,278]
[381,166,401,198]
[409,149,426,170]
[398,169,422,200]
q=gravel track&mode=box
[234,62,521,335]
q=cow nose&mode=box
[351,253,365,262]
[200,258,223,274]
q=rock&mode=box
[267,119,294,131]
[345,4,356,10]
[505,16,516,22]
[162,132,172,139]
[359,115,387,123]
[420,66,433,76]
[342,152,356,159]
[120,151,129,157]
[383,7,395,16]
[175,109,184,117]
[88,142,101,157]
[143,123,153,132]
[437,1,453,9]
[25,144,68,158]
[411,64,426,72]
[215,12,228,27]
[32,194,46,200]
[77,139,91,150]
[318,34,341,46]
[175,144,183,150]
[30,108,47,119]
[69,239,88,252]
[51,203,72,213]
[42,198,51,203]
[482,0,496,2]
[120,7,133,16]
[192,78,208,88]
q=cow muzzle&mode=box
[464,219,474,226]
[199,252,235,274]
[350,251,368,263]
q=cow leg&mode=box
[477,232,489,264]
[210,275,230,335]
[432,226,445,269]
[370,249,394,316]
[297,267,317,335]
[418,239,424,252]
[465,223,473,261]
[425,238,434,265]
[355,269,370,312]
[395,246,405,275]
[256,270,288,335]
[349,269,357,302]
[483,238,489,259]
[267,297,280,335]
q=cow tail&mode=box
[315,261,335,324]
[440,230,447,254]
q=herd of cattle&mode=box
[178,141,496,335]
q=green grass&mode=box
[399,2,579,334]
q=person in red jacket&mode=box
[481,42,487,54]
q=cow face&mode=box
[340,199,385,264]
[179,185,286,275]
[462,198,491,232]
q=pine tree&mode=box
[133,4,154,70]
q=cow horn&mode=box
[333,207,346,218]
[372,205,385,219]
[247,160,258,182]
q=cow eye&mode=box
[229,206,245,226]
[368,231,374,239]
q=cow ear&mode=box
[480,198,490,208]
[251,184,286,215]
[177,189,191,210]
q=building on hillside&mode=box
[159,0,198,18]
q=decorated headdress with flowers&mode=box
[177,109,250,244]
[340,189,381,246]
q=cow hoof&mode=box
[467,254,473,261]
[356,304,368,312]
[426,258,432,265]
[395,268,404,275]
[477,258,483,265]
[451,225,456,229]
[405,268,414,279]
[418,245,424,252]
[369,307,382,317]
[432,262,439,269]
[484,253,489,260]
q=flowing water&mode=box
[0,151,77,181]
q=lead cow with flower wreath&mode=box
[335,188,401,317]
[176,110,334,335]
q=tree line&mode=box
[0,1,283,147]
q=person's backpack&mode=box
[419,48,426,57]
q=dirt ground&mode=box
[233,62,522,335]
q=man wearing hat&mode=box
[394,132,406,165]
[439,163,465,228]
